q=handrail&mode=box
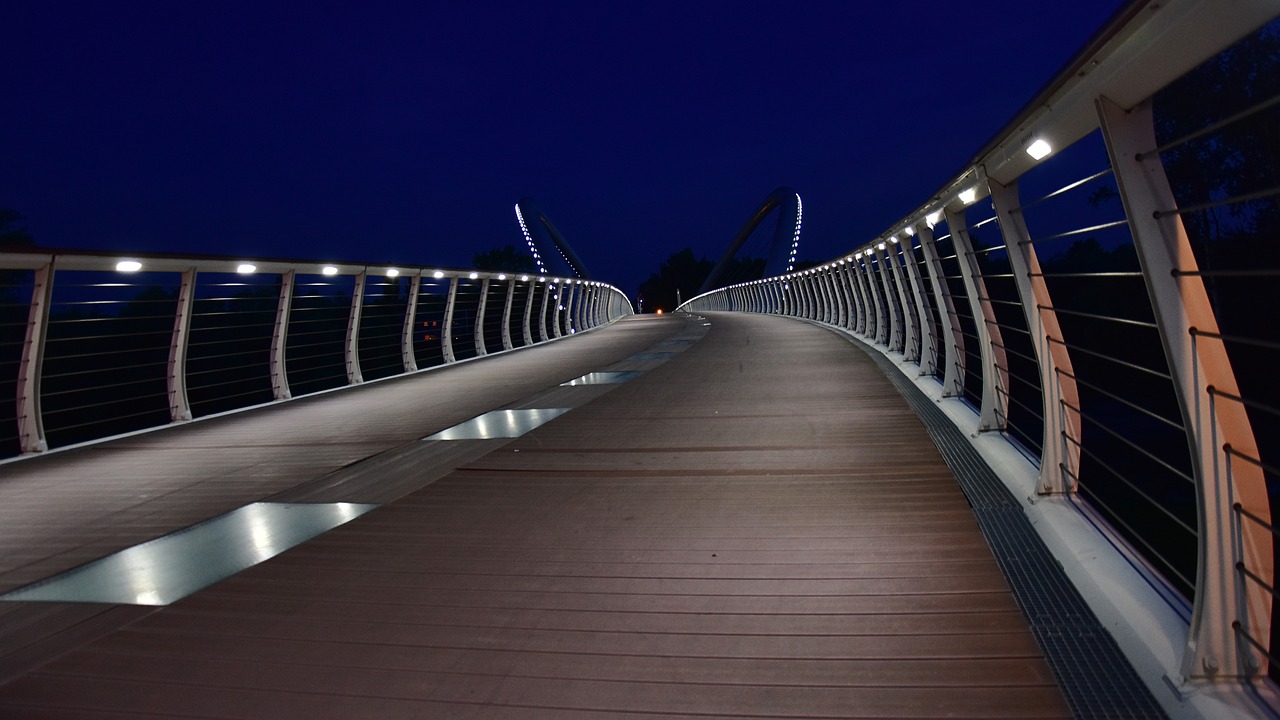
[678,0,1280,715]
[1,250,632,459]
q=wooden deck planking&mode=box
[0,312,1071,718]
[0,316,688,593]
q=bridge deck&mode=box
[0,312,1070,718]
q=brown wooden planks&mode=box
[0,313,1071,718]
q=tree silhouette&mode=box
[472,245,538,273]
[0,209,34,248]
[637,248,713,312]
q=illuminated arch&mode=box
[513,198,594,280]
[699,186,802,294]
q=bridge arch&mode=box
[699,186,802,294]
[513,198,593,280]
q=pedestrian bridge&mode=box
[1,1,1278,717]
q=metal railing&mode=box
[680,0,1280,711]
[1,252,631,458]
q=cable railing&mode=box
[679,1,1280,712]
[0,253,632,459]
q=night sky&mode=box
[3,1,1126,296]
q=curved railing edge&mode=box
[678,0,1280,714]
[2,250,633,464]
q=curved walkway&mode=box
[0,312,1069,718]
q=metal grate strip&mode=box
[845,332,1167,719]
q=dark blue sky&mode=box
[3,1,1125,294]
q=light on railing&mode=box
[1026,138,1052,160]
[926,211,942,227]
[889,236,899,244]
[386,268,400,278]
[322,265,339,276]
[115,260,142,273]
[497,274,507,280]
[959,187,977,204]
[469,272,479,280]
[877,242,886,251]
[520,275,529,282]
[905,226,916,236]
[539,276,547,282]
[432,270,444,279]
[237,264,257,274]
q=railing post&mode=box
[500,277,515,350]
[441,275,458,363]
[522,278,536,346]
[1098,94,1271,681]
[555,281,567,335]
[819,270,835,324]
[864,255,888,345]
[552,281,564,338]
[886,239,919,362]
[565,282,578,333]
[403,273,421,372]
[850,259,870,335]
[841,262,860,331]
[577,282,590,328]
[903,226,938,375]
[17,260,54,454]
[168,268,196,422]
[872,246,901,351]
[346,271,366,384]
[918,222,964,394]
[989,179,1080,495]
[832,263,848,327]
[270,270,294,400]
[844,254,865,335]
[474,277,490,356]
[587,283,596,326]
[565,282,577,330]
[540,281,553,341]
[834,262,850,329]
[946,205,1008,431]
[810,274,821,320]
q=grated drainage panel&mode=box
[844,333,1167,720]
